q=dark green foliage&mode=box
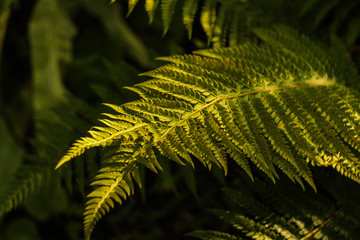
[0,96,99,216]
[189,169,360,239]
[125,0,360,47]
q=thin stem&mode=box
[300,193,360,240]
[159,81,332,140]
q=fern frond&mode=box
[57,28,360,237]
[201,0,217,45]
[190,169,360,240]
[145,0,159,23]
[212,4,232,48]
[126,0,138,16]
[161,0,178,36]
[183,0,199,39]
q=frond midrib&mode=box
[157,79,333,141]
[84,162,136,238]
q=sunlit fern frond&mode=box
[57,26,360,237]
[188,168,360,240]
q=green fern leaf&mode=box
[57,27,360,237]
[183,0,199,39]
[145,0,159,23]
[200,0,217,45]
[127,0,138,16]
[212,4,231,47]
[161,0,178,36]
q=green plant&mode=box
[1,0,360,239]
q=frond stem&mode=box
[300,192,360,240]
[159,80,332,140]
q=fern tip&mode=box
[55,158,68,170]
[54,163,63,170]
[137,72,148,77]
[155,56,172,62]
[162,28,169,38]
[309,181,317,193]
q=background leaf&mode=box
[0,117,22,205]
[29,0,76,122]
[0,0,12,16]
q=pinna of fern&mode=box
[56,26,360,238]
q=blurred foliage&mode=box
[0,0,359,239]
[125,0,360,48]
[29,0,75,122]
